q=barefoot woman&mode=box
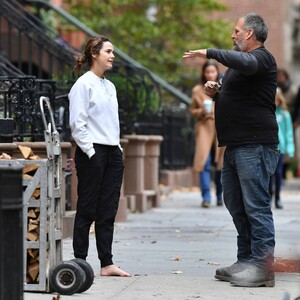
[69,36,130,277]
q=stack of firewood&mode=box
[0,145,44,284]
[19,145,43,284]
[27,205,41,283]
[26,248,40,284]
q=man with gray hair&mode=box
[183,13,279,287]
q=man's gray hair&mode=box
[243,13,268,43]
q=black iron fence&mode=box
[134,104,194,169]
[0,76,56,141]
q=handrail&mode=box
[40,96,57,133]
[0,55,26,76]
[25,0,191,105]
[1,0,79,79]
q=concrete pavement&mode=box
[25,180,300,300]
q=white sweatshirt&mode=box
[69,71,120,158]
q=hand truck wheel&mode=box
[71,258,95,293]
[49,260,85,295]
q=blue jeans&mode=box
[222,144,280,268]
[199,154,223,202]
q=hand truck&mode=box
[39,96,94,295]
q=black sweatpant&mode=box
[73,144,124,267]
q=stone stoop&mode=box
[160,168,198,189]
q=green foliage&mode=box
[63,0,233,88]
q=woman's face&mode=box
[93,41,115,72]
[204,65,219,82]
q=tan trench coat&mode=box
[189,84,225,172]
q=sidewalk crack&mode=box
[109,276,142,299]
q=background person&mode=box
[277,68,298,120]
[269,88,295,209]
[183,13,279,287]
[69,35,130,277]
[277,68,299,178]
[189,60,224,208]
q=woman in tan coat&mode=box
[189,60,224,208]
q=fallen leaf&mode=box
[171,256,181,261]
[207,261,220,266]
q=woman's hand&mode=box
[202,111,214,120]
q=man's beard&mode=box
[233,40,247,52]
[233,44,241,51]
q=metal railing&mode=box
[0,54,26,77]
[0,0,79,80]
[134,105,194,169]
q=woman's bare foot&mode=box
[100,264,131,277]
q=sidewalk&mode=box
[25,180,300,300]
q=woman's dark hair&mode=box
[74,35,111,75]
[200,60,219,84]
[277,68,290,81]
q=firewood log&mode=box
[18,145,33,159]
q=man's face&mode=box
[231,18,248,52]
